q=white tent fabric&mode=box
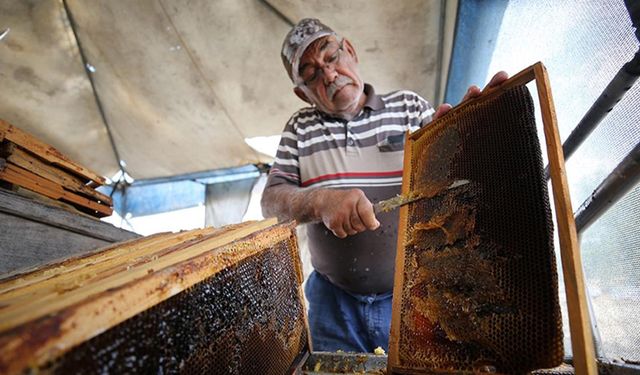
[0,0,455,179]
[204,177,257,227]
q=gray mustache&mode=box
[327,75,353,100]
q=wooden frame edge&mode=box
[533,62,596,375]
[388,132,415,369]
[285,221,314,354]
[410,64,536,142]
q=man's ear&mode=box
[343,38,358,63]
[294,87,311,104]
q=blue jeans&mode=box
[304,271,393,353]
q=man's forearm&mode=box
[262,184,380,238]
[261,184,321,223]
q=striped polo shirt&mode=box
[266,84,434,294]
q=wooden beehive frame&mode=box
[0,120,112,217]
[0,120,105,185]
[388,62,596,375]
[0,218,310,374]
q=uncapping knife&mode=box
[373,179,470,214]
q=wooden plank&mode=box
[0,163,112,217]
[0,188,137,278]
[0,223,249,293]
[1,142,112,205]
[0,188,133,249]
[0,219,284,374]
[388,132,414,367]
[7,186,100,219]
[0,231,161,293]
[0,120,106,185]
[0,164,111,217]
[0,212,113,277]
[534,63,596,375]
[0,228,222,305]
[0,228,218,292]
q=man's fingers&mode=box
[461,85,481,102]
[332,224,348,238]
[343,220,358,236]
[484,71,509,90]
[356,197,380,231]
[350,211,366,232]
[319,189,379,237]
[433,103,452,121]
[323,216,347,238]
[333,230,347,239]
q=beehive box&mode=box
[388,64,568,374]
[0,219,310,374]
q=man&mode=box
[261,18,507,353]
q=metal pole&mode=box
[574,142,640,233]
[544,51,640,180]
[544,0,640,180]
[61,0,127,178]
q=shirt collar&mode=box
[362,83,385,111]
[315,83,385,121]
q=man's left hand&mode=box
[433,71,509,120]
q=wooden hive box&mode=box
[0,219,311,374]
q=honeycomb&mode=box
[38,238,308,375]
[390,85,563,373]
[0,222,309,375]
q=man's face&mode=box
[295,36,364,118]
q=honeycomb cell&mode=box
[40,239,308,375]
[392,85,563,374]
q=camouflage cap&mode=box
[281,18,336,85]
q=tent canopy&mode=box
[0,0,455,180]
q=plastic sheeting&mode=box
[205,177,257,228]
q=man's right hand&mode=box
[313,188,380,238]
[261,184,380,238]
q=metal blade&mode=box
[373,179,469,214]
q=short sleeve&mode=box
[416,94,436,127]
[265,116,301,188]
